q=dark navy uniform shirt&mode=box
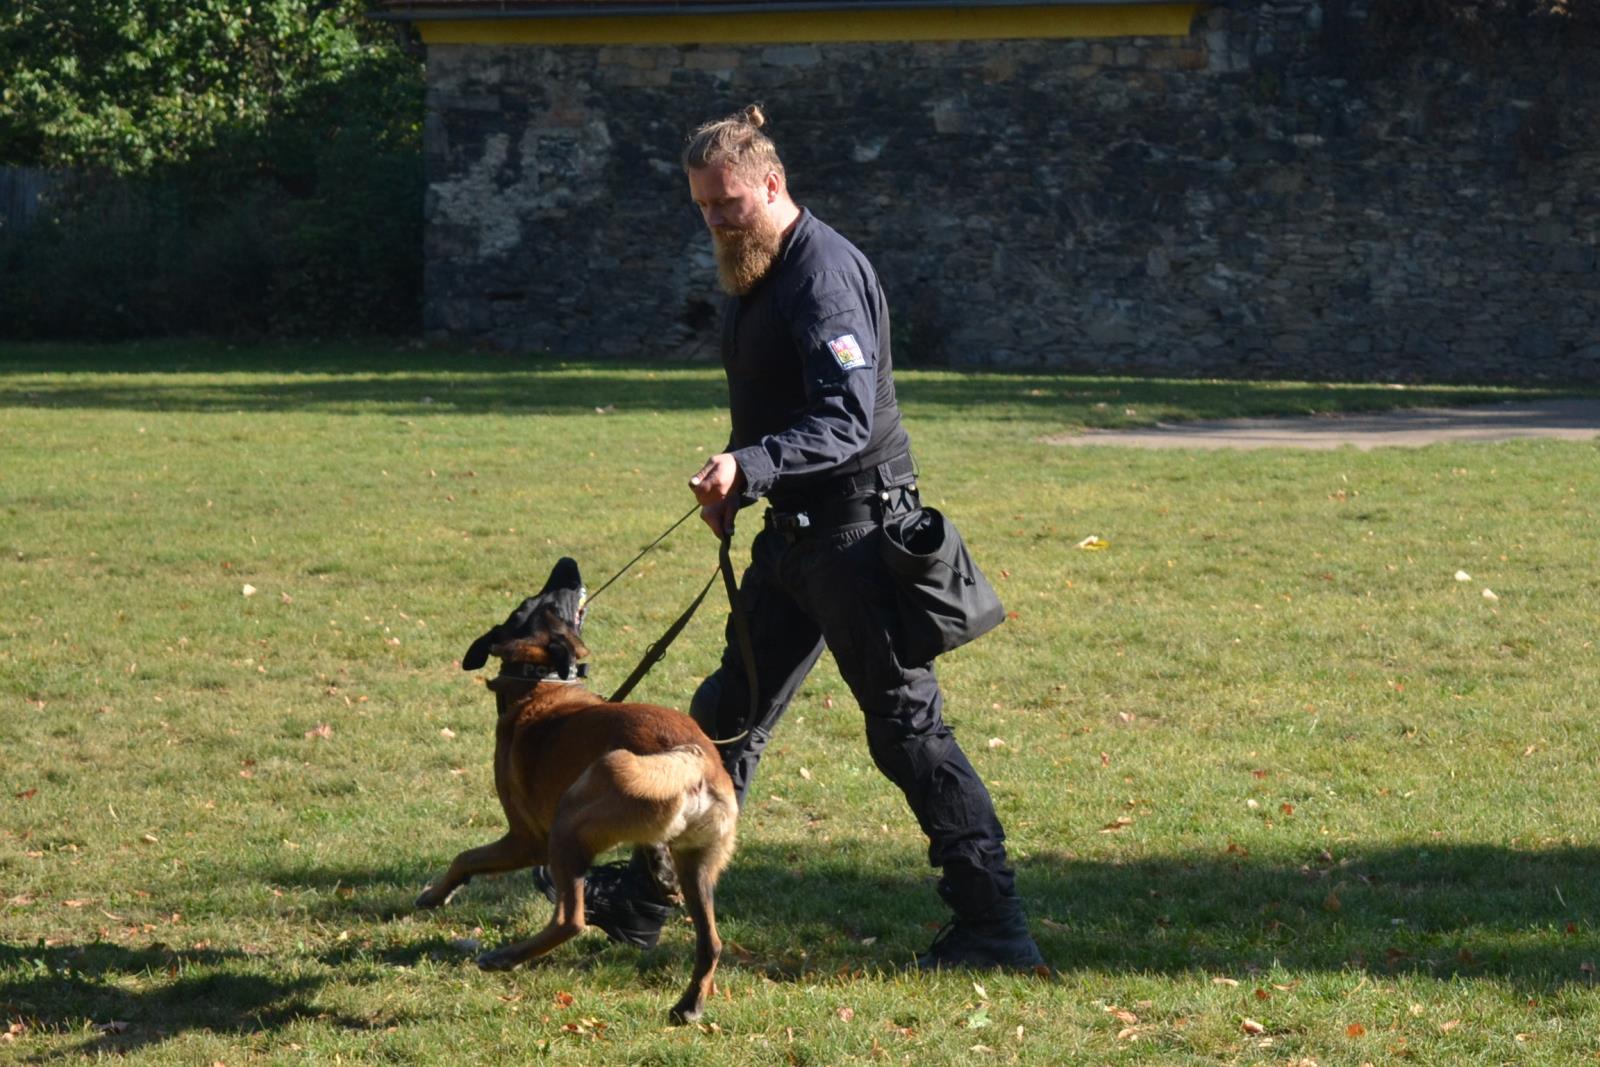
[723,208,912,510]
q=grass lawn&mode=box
[2,342,1598,1064]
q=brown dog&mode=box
[415,557,738,1024]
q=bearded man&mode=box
[536,105,1044,973]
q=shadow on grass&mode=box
[0,941,369,1061]
[1016,842,1600,984]
[276,840,1600,987]
[0,343,1577,422]
[12,841,1585,1056]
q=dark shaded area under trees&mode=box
[0,1,424,340]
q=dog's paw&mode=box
[667,1000,703,1026]
[476,947,523,971]
[414,884,456,910]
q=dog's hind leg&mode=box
[666,845,727,1025]
[416,832,541,909]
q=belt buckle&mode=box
[769,510,811,533]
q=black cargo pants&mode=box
[690,489,1021,921]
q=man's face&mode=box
[688,164,769,234]
[688,164,783,295]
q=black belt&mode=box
[767,484,920,538]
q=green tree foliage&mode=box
[0,1,426,339]
[0,0,416,172]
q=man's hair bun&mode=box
[684,103,784,180]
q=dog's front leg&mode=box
[476,863,588,970]
[416,832,540,909]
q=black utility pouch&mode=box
[879,507,1005,664]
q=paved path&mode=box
[1050,398,1600,450]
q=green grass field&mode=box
[3,343,1598,1065]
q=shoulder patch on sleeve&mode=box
[827,333,867,371]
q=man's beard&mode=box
[711,215,784,295]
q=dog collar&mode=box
[497,662,588,684]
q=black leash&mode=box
[602,515,759,747]
[583,504,701,610]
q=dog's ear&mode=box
[462,629,497,671]
[541,609,590,678]
[544,636,573,679]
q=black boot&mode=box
[531,846,677,950]
[916,911,1046,972]
[916,865,1046,972]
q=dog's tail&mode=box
[602,745,718,803]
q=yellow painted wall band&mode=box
[414,5,1200,45]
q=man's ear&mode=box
[765,170,782,202]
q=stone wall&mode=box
[420,1,1600,382]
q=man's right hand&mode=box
[698,497,740,538]
[689,453,746,537]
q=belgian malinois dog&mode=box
[415,558,737,1024]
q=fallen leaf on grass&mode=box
[1241,1018,1265,1035]
[304,724,333,740]
[836,1006,855,1022]
[1439,1019,1461,1033]
[1100,817,1133,832]
[1117,1027,1139,1041]
[1212,976,1240,987]
[1106,1007,1139,1025]
[799,767,812,780]
[15,788,37,800]
[1482,588,1498,601]
[439,727,456,739]
[241,584,257,597]
[1346,1022,1367,1037]
[1454,570,1471,581]
[553,991,574,1007]
[1075,535,1109,550]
